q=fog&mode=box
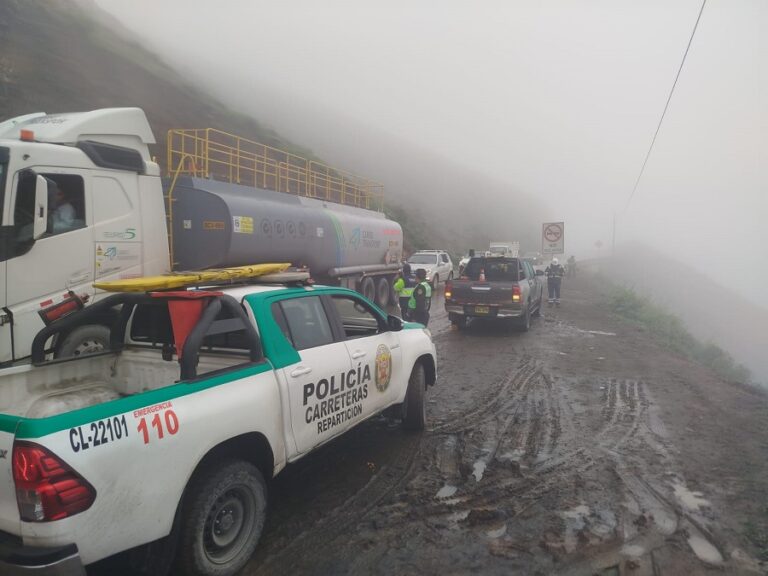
[95,0,766,310]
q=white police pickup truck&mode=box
[0,282,436,575]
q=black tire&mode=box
[532,298,542,317]
[449,313,469,331]
[360,277,376,302]
[56,325,110,358]
[402,363,427,431]
[176,460,267,576]
[517,307,531,332]
[375,277,390,308]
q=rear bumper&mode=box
[0,533,85,576]
[445,304,523,319]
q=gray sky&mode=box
[96,0,767,307]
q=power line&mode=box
[624,0,707,211]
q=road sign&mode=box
[542,222,565,255]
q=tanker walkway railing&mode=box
[166,128,384,211]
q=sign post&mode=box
[542,222,565,255]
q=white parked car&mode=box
[408,250,454,286]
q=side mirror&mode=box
[387,314,404,332]
[33,175,48,240]
[535,269,544,276]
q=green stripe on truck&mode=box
[7,361,272,439]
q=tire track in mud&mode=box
[430,355,539,435]
[248,433,424,576]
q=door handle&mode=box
[290,366,312,378]
[351,350,366,359]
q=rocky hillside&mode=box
[0,0,313,170]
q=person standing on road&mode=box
[393,262,415,320]
[409,268,432,326]
[545,258,565,306]
[567,255,577,278]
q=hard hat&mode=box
[552,258,559,265]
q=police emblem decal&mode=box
[375,344,392,392]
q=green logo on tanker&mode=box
[350,227,361,249]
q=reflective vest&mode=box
[408,281,432,309]
[393,277,414,298]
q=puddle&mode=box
[621,544,645,557]
[671,479,710,512]
[560,505,590,553]
[436,484,458,499]
[472,460,487,482]
[447,510,470,523]
[486,524,507,538]
[688,533,723,564]
[579,329,617,336]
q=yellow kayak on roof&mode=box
[94,263,292,292]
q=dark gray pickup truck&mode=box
[444,256,544,330]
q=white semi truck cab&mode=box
[0,109,170,364]
[0,108,404,365]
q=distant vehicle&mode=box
[458,249,484,275]
[408,250,454,286]
[489,241,520,258]
[445,255,544,331]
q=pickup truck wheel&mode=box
[518,307,531,332]
[177,460,266,576]
[402,363,426,431]
[532,301,541,317]
[56,325,110,358]
[376,277,390,308]
[447,271,454,281]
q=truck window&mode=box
[43,174,86,236]
[330,295,382,339]
[441,254,449,263]
[464,258,520,282]
[130,301,252,354]
[274,296,334,351]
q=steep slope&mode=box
[605,244,767,385]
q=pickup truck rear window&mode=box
[464,258,520,282]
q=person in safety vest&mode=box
[545,257,565,306]
[409,268,432,327]
[393,262,415,320]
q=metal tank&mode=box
[166,177,403,283]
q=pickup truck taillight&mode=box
[512,285,521,302]
[12,442,96,522]
[445,280,452,300]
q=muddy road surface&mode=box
[93,274,768,575]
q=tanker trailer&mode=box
[167,176,403,307]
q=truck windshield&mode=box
[464,258,519,282]
[409,254,438,265]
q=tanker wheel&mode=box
[375,277,391,308]
[360,277,376,303]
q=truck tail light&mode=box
[13,442,96,522]
[512,285,521,302]
[445,280,452,300]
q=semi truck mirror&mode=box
[33,174,48,240]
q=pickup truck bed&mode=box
[445,256,544,330]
